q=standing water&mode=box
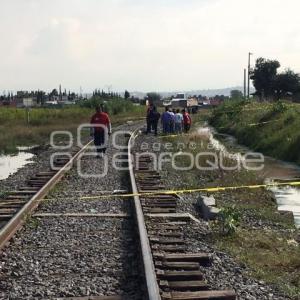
[199,126,300,228]
[0,149,35,180]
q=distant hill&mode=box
[131,86,255,99]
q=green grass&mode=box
[214,229,300,299]
[0,100,145,153]
[210,100,300,164]
[27,217,41,229]
[159,112,299,298]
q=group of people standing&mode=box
[89,104,193,159]
[146,105,192,135]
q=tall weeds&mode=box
[210,100,300,164]
[0,101,145,153]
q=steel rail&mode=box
[128,130,161,300]
[0,140,93,251]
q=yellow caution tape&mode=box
[45,180,300,201]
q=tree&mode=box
[37,90,46,105]
[251,57,280,100]
[50,89,58,96]
[146,92,161,106]
[274,69,300,100]
[124,90,130,99]
[230,90,243,99]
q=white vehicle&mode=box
[171,93,187,107]
[172,93,186,101]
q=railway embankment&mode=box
[137,117,300,299]
[209,100,300,165]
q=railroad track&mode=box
[0,124,147,299]
[128,130,237,300]
[1,126,237,299]
[0,141,92,250]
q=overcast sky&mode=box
[1,0,300,93]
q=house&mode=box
[50,95,60,102]
[45,100,59,106]
[15,97,38,108]
[210,99,223,106]
[23,97,35,107]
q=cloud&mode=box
[28,18,91,61]
[0,0,300,92]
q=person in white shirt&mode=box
[174,109,183,134]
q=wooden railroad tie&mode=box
[161,290,236,300]
[160,280,209,291]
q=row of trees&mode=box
[93,89,122,99]
[251,58,300,101]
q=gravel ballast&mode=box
[1,121,294,300]
[0,218,143,300]
[133,130,293,300]
[0,121,145,300]
[38,122,140,214]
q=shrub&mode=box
[219,206,240,235]
[272,100,287,113]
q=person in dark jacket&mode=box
[146,105,160,135]
[150,106,161,135]
[146,104,153,134]
[90,105,111,158]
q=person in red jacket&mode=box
[90,105,111,158]
[182,109,192,133]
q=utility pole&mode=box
[23,99,31,124]
[248,52,253,99]
[244,68,247,99]
[26,107,30,124]
[59,84,62,101]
